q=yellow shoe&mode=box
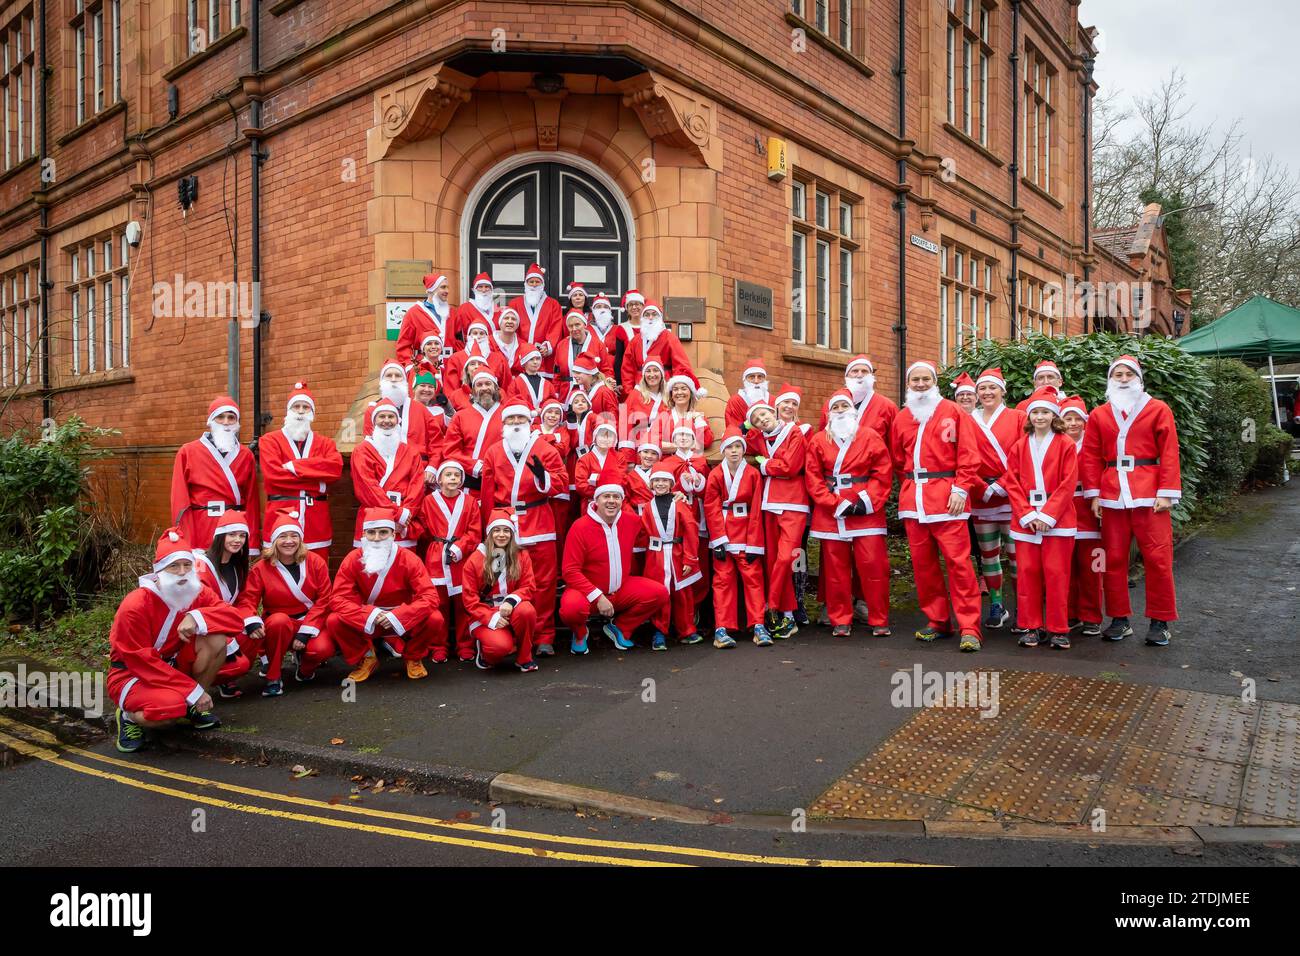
[346,654,380,683]
[405,659,428,680]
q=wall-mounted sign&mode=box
[385,259,433,297]
[386,300,416,341]
[909,234,940,255]
[735,280,774,330]
[767,137,788,181]
[665,296,705,324]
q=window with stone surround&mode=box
[65,230,130,376]
[940,241,997,364]
[1017,273,1056,339]
[1,6,36,170]
[791,174,858,351]
[187,0,241,55]
[70,0,123,127]
[0,261,40,389]
[789,1,864,58]
[1022,40,1056,194]
[946,0,994,147]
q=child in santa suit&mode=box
[967,367,1026,630]
[191,511,256,700]
[317,509,442,682]
[170,396,260,554]
[259,382,343,553]
[351,400,427,549]
[108,528,248,753]
[999,387,1079,649]
[805,389,894,637]
[625,442,666,517]
[574,422,625,511]
[237,512,332,696]
[637,467,703,649]
[704,429,769,647]
[667,423,712,614]
[534,399,573,553]
[570,352,620,423]
[745,398,808,639]
[1080,354,1182,646]
[1060,396,1104,638]
[418,460,481,663]
[504,347,558,416]
[462,510,540,672]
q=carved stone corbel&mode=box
[372,63,474,159]
[526,89,569,152]
[617,72,722,171]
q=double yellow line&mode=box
[0,716,922,867]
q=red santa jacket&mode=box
[396,299,456,365]
[725,391,768,430]
[888,397,982,523]
[442,401,504,476]
[330,545,437,637]
[237,551,333,638]
[574,448,625,505]
[620,328,692,387]
[481,434,568,545]
[1070,436,1101,539]
[665,449,708,533]
[1080,395,1183,510]
[817,390,899,437]
[533,426,572,499]
[703,459,765,555]
[506,294,564,373]
[504,372,558,417]
[362,398,444,469]
[194,552,245,607]
[638,496,702,592]
[350,437,427,546]
[804,425,893,539]
[418,490,481,596]
[170,436,260,553]
[660,407,714,454]
[1000,431,1079,544]
[624,462,659,516]
[583,380,620,425]
[745,421,809,513]
[490,332,529,377]
[442,347,513,400]
[556,331,615,398]
[452,301,499,345]
[968,403,1027,521]
[624,389,668,447]
[259,428,343,550]
[562,505,650,600]
[107,578,246,708]
[461,547,537,632]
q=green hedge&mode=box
[1251,424,1294,485]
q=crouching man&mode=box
[108,528,249,753]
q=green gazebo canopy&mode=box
[1179,295,1300,363]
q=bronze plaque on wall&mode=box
[664,297,706,324]
[734,280,773,330]
[385,259,434,298]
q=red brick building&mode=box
[0,0,1187,551]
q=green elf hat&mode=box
[414,371,438,387]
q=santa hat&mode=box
[640,358,665,379]
[826,387,856,410]
[525,263,546,283]
[719,427,746,452]
[592,421,619,442]
[905,359,938,380]
[153,527,194,573]
[413,371,438,387]
[360,507,396,532]
[465,320,490,336]
[520,346,543,366]
[436,459,465,479]
[591,294,612,311]
[641,301,663,319]
[471,272,493,289]
[286,381,315,413]
[500,404,533,421]
[742,358,768,380]
[637,442,662,457]
[565,282,587,299]
[1108,354,1142,379]
[1059,395,1089,421]
[367,398,401,426]
[667,368,707,399]
[593,453,627,499]
[420,331,442,349]
[213,510,250,539]
[976,366,1006,390]
[671,424,697,441]
[1024,386,1062,416]
[845,354,875,374]
[485,508,519,536]
[952,372,976,397]
[539,398,565,417]
[564,309,588,326]
[268,511,304,546]
[571,352,602,377]
[498,307,519,323]
[423,273,448,293]
[774,383,802,407]
[207,395,239,425]
[622,289,644,308]
[1032,359,1062,380]
[471,369,499,386]
[649,467,678,484]
[747,398,776,421]
[379,359,406,379]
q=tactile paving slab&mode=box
[809,671,1298,826]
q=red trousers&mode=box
[1014,535,1074,634]
[436,586,471,655]
[712,551,766,629]
[245,613,300,681]
[763,510,805,613]
[475,600,537,667]
[321,611,442,667]
[904,518,983,637]
[531,540,559,646]
[1101,505,1178,621]
[651,585,697,637]
[1070,538,1104,624]
[175,637,251,684]
[694,538,711,604]
[108,671,192,722]
[559,576,668,640]
[820,535,890,627]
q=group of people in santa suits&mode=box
[108,260,1183,754]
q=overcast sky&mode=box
[1079,0,1296,168]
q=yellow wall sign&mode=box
[767,137,787,180]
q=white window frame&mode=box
[791,231,806,344]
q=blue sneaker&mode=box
[1145,620,1171,647]
[651,633,668,651]
[115,709,146,754]
[713,627,736,649]
[603,622,635,650]
[261,679,284,697]
[752,624,774,647]
[984,603,1009,628]
[570,632,589,655]
[679,632,704,645]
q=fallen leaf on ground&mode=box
[330,737,345,746]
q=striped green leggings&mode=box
[973,521,1016,594]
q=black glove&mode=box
[745,553,758,565]
[713,546,728,562]
[244,621,261,636]
[464,473,482,491]
[527,455,546,483]
[444,543,455,566]
[846,499,868,517]
[435,392,454,416]
[565,409,577,424]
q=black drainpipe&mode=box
[37,0,50,421]
[1008,0,1021,339]
[1082,52,1095,333]
[250,0,266,447]
[893,0,908,404]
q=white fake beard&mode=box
[209,423,240,455]
[474,290,494,312]
[524,286,545,309]
[467,337,490,358]
[158,570,202,613]
[829,410,857,444]
[380,378,409,405]
[372,427,401,460]
[283,412,313,443]
[740,381,769,404]
[905,387,940,424]
[846,374,875,402]
[592,307,613,332]
[642,317,665,345]
[1106,378,1145,417]
[503,423,530,457]
[361,538,394,575]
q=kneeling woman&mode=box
[193,511,253,697]
[461,510,539,672]
[237,512,333,695]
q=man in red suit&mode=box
[171,395,260,554]
[744,399,808,638]
[560,458,670,655]
[1015,359,1068,412]
[557,308,614,400]
[396,272,456,364]
[453,272,501,345]
[888,359,984,651]
[259,382,343,552]
[724,358,770,430]
[1080,354,1183,646]
[507,263,564,376]
[350,400,426,548]
[619,300,692,387]
[442,370,504,496]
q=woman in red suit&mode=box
[535,399,573,552]
[624,359,669,448]
[461,510,539,672]
[193,511,254,698]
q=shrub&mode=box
[1198,359,1273,506]
[1250,424,1294,486]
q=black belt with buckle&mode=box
[1105,457,1159,468]
[269,493,328,502]
[828,475,872,490]
[903,470,956,480]
[512,499,549,513]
